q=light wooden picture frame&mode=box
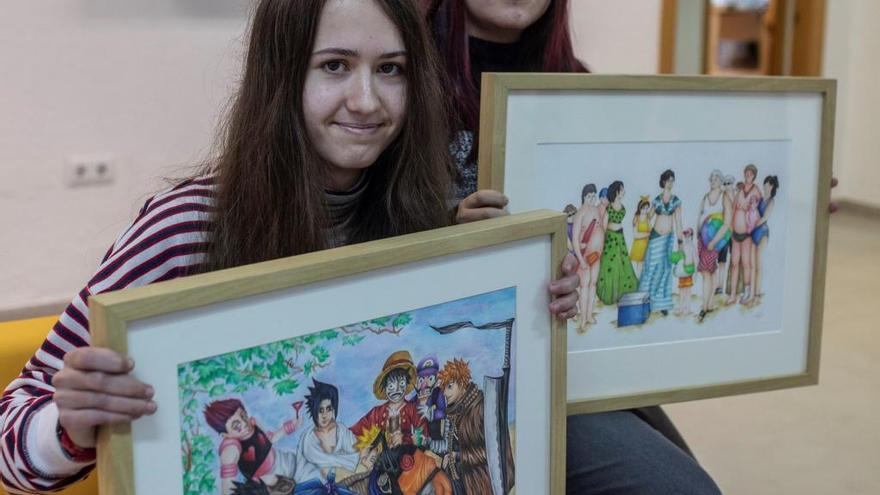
[477,73,834,415]
[91,211,568,495]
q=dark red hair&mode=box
[204,399,245,433]
[425,0,587,140]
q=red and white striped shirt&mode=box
[0,177,216,494]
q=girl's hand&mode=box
[53,347,156,448]
[549,253,580,320]
[455,190,509,224]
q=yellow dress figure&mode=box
[630,196,651,265]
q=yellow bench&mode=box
[1,316,98,495]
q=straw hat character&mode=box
[372,350,417,400]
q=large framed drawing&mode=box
[90,211,567,495]
[478,73,834,415]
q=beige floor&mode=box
[666,212,880,494]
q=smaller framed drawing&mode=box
[90,211,567,495]
[478,73,834,415]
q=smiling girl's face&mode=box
[303,0,407,190]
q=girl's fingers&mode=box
[63,347,133,374]
[57,408,138,431]
[460,207,508,222]
[54,370,153,399]
[550,291,578,315]
[561,253,578,275]
[54,389,157,416]
[465,190,509,209]
[549,274,580,295]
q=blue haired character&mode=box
[413,355,446,443]
[294,380,364,486]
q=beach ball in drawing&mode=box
[700,213,731,252]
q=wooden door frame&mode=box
[658,0,826,76]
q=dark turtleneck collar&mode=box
[468,36,532,89]
[325,172,368,248]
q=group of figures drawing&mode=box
[204,350,514,495]
[567,163,780,331]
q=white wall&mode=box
[823,0,880,208]
[0,2,249,317]
[569,0,661,74]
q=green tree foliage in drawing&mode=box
[177,313,413,495]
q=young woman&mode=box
[596,181,639,306]
[727,164,763,306]
[425,2,720,494]
[751,175,779,304]
[638,169,684,316]
[0,2,578,493]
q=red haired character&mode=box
[204,398,301,495]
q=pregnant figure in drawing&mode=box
[572,183,607,331]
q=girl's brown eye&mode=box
[323,61,345,73]
[379,63,402,75]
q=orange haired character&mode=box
[437,359,514,494]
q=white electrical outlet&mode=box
[66,155,116,187]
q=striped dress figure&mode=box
[637,195,682,313]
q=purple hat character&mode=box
[417,355,439,377]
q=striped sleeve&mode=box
[0,177,215,494]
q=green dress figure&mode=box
[597,202,639,305]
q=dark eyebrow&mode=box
[312,48,407,59]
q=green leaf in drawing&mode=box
[268,352,288,380]
[303,329,338,345]
[273,379,299,396]
[342,334,364,346]
[392,313,412,328]
[369,316,391,327]
[303,361,314,376]
[199,473,214,493]
[311,346,330,364]
[186,399,198,412]
[233,384,248,393]
[238,347,257,363]
[209,385,226,397]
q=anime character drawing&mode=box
[596,181,639,306]
[350,351,427,450]
[697,170,732,322]
[294,379,369,486]
[204,398,301,495]
[360,443,453,495]
[438,359,514,495]
[727,164,763,306]
[671,228,697,316]
[630,196,651,278]
[751,175,779,305]
[572,184,607,330]
[637,169,683,316]
[412,356,446,444]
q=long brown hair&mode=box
[203,0,453,272]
